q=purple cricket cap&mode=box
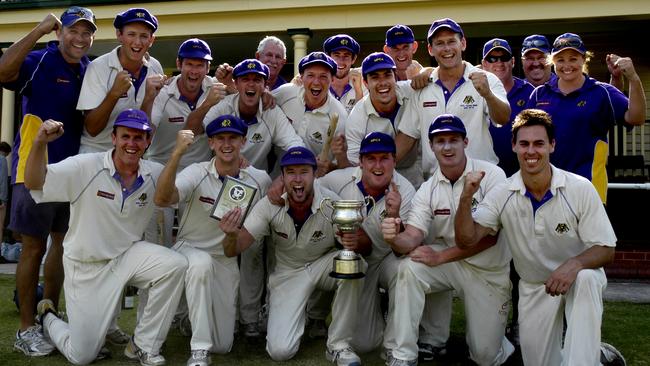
[385,24,415,47]
[427,18,464,43]
[552,33,586,56]
[205,115,248,137]
[361,52,396,77]
[298,52,337,75]
[360,132,396,155]
[323,34,360,55]
[178,38,212,61]
[482,38,512,59]
[113,8,158,33]
[114,109,152,132]
[61,6,97,31]
[521,34,551,56]
[428,114,467,139]
[233,59,270,79]
[280,146,317,168]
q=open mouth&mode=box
[244,90,256,97]
[310,88,322,97]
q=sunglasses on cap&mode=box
[522,38,549,49]
[485,54,512,63]
[553,36,584,50]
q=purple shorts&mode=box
[8,184,69,240]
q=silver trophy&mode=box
[319,197,374,279]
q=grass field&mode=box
[0,274,648,365]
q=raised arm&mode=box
[614,56,647,126]
[454,171,494,248]
[24,120,64,190]
[0,14,60,83]
[154,130,194,206]
[468,70,511,125]
[184,79,226,135]
[83,70,133,136]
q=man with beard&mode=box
[140,38,226,246]
[395,18,510,179]
[481,38,534,177]
[346,52,423,188]
[192,58,304,338]
[323,34,364,114]
[77,8,165,154]
[273,52,349,176]
[0,6,96,357]
[220,146,364,366]
[383,24,422,81]
[521,34,555,88]
[155,115,271,366]
[382,114,513,366]
[27,109,187,366]
[319,132,415,353]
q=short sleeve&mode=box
[243,197,273,241]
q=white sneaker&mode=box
[601,342,626,366]
[187,349,211,366]
[124,337,165,366]
[14,325,55,357]
[326,347,361,366]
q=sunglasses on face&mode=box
[485,54,512,63]
[553,37,583,50]
[522,39,550,50]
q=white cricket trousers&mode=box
[385,254,514,365]
[239,237,265,325]
[175,244,239,353]
[266,251,365,361]
[518,268,607,366]
[44,241,187,365]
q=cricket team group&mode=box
[0,4,645,366]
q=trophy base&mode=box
[329,271,365,279]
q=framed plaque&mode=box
[210,176,258,225]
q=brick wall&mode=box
[605,248,650,279]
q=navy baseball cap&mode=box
[427,18,464,43]
[178,38,212,61]
[361,52,396,77]
[360,132,396,155]
[61,6,97,31]
[323,34,360,55]
[428,114,466,139]
[233,59,270,80]
[114,109,152,132]
[521,34,551,56]
[386,24,415,47]
[206,115,248,137]
[113,8,158,33]
[482,38,512,59]
[552,33,586,56]
[298,52,337,75]
[280,146,317,168]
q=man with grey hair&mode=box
[256,36,288,91]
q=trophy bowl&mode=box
[320,198,373,279]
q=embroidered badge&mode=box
[97,190,115,200]
[199,196,215,205]
[555,223,570,234]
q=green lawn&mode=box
[0,274,648,365]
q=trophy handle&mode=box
[364,195,375,209]
[319,197,333,223]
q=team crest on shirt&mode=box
[310,230,325,242]
[461,95,477,110]
[517,99,526,107]
[577,100,587,107]
[312,131,323,142]
[250,133,264,143]
[555,223,570,234]
[136,193,148,207]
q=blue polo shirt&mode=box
[489,77,534,176]
[4,41,88,184]
[527,74,629,201]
